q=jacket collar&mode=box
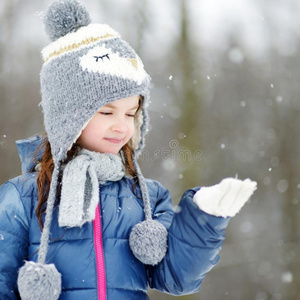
[15,135,44,175]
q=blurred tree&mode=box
[170,0,202,191]
[268,50,300,299]
[0,0,23,183]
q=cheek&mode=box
[80,121,101,142]
[128,121,135,138]
[86,125,98,138]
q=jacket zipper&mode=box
[94,203,107,300]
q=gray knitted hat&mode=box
[40,0,150,164]
[17,1,167,300]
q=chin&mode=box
[98,147,122,154]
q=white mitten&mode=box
[193,178,257,218]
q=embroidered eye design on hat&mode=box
[93,53,110,62]
[80,46,146,84]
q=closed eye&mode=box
[127,108,139,117]
[99,112,112,115]
[126,113,136,118]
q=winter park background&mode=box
[1,0,300,299]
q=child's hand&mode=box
[193,178,257,218]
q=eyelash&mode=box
[99,112,135,118]
[94,54,110,62]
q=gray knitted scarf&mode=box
[59,149,125,227]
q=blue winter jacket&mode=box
[0,136,230,299]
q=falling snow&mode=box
[281,271,293,283]
[1,1,300,299]
[277,180,288,193]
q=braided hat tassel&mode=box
[17,166,62,300]
[129,158,168,265]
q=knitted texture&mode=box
[44,0,91,41]
[59,149,125,227]
[18,166,61,299]
[129,158,168,265]
[133,158,152,220]
[129,220,168,265]
[38,166,60,264]
[17,261,61,300]
[40,0,151,164]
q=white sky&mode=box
[5,0,300,60]
[190,0,300,56]
[143,0,300,59]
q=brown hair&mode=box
[36,97,142,229]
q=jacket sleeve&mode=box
[148,183,230,295]
[0,181,30,299]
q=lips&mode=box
[104,138,123,144]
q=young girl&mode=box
[0,1,257,299]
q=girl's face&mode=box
[79,95,140,154]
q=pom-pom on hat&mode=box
[44,0,91,41]
[17,1,167,299]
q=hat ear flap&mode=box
[130,108,143,151]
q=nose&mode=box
[111,119,127,134]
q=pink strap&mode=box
[94,203,107,300]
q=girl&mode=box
[0,1,257,299]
